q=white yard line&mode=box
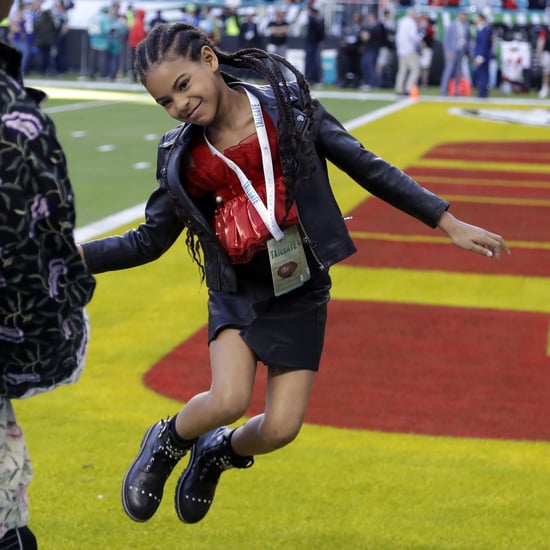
[75,203,147,242]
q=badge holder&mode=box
[267,226,310,296]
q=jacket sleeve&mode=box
[81,184,185,274]
[312,99,449,228]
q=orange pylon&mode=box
[409,84,419,99]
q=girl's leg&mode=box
[122,329,257,522]
[174,329,257,439]
[175,365,315,523]
[231,366,315,456]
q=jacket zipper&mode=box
[296,210,325,271]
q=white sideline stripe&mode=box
[75,203,145,242]
[45,100,117,113]
[343,99,412,130]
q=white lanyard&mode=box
[203,88,285,242]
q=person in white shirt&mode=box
[394,8,420,96]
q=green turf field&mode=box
[15,84,550,550]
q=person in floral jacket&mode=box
[0,0,95,545]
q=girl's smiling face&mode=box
[144,46,222,126]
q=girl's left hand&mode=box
[437,211,511,259]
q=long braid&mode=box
[163,173,206,281]
[215,47,318,219]
[134,23,318,272]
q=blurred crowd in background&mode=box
[1,0,549,98]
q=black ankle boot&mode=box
[174,427,253,524]
[122,418,193,522]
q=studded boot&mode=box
[174,426,254,524]
[121,418,194,522]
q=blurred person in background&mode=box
[238,8,262,79]
[394,7,420,96]
[265,8,289,59]
[303,4,325,86]
[471,12,492,98]
[265,7,292,79]
[418,14,434,88]
[9,0,36,75]
[359,11,387,91]
[128,7,146,81]
[149,9,167,30]
[180,4,198,26]
[440,10,470,96]
[86,4,111,79]
[197,6,221,45]
[238,8,261,50]
[377,8,396,88]
[535,21,549,98]
[105,6,127,80]
[33,2,56,75]
[51,0,69,74]
[0,0,96,547]
[336,11,362,88]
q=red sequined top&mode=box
[186,112,299,264]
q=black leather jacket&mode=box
[82,82,448,292]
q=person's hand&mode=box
[437,211,510,259]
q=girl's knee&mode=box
[260,421,302,450]
[208,390,250,423]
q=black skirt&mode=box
[207,248,332,371]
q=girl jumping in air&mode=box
[79,22,509,525]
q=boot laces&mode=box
[198,453,233,482]
[145,418,188,472]
[198,449,254,482]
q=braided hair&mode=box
[134,22,318,276]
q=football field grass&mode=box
[14,84,550,549]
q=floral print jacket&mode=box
[0,42,95,398]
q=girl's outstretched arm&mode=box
[437,211,511,260]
